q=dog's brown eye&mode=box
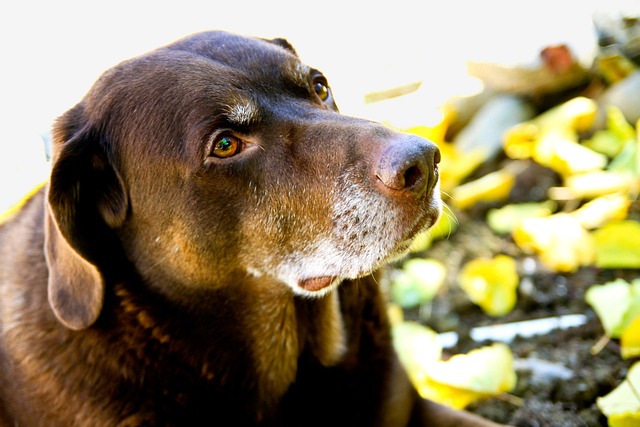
[313,80,330,102]
[212,135,242,158]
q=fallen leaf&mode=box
[585,278,640,338]
[597,361,640,426]
[391,259,446,309]
[437,141,487,192]
[392,321,442,379]
[487,201,556,234]
[584,129,626,157]
[512,214,595,272]
[621,316,640,359]
[415,343,517,409]
[459,255,519,317]
[405,125,446,147]
[569,193,630,229]
[503,97,598,162]
[606,106,639,174]
[0,182,47,226]
[533,96,598,132]
[550,171,637,200]
[387,303,404,327]
[597,49,638,83]
[452,168,516,210]
[608,104,636,143]
[592,220,640,269]
[503,122,538,160]
[532,128,608,177]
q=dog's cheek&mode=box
[243,182,333,248]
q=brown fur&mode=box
[0,31,502,426]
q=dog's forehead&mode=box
[164,31,310,84]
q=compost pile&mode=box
[385,13,640,426]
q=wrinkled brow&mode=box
[290,62,312,88]
[225,98,259,127]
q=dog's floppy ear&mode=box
[268,37,298,56]
[45,103,128,330]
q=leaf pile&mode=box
[385,16,640,425]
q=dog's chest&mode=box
[108,282,349,418]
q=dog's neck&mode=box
[111,275,347,409]
[246,277,347,404]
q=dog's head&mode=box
[45,31,441,329]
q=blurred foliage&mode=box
[390,51,640,413]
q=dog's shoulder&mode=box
[0,184,47,272]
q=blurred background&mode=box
[0,0,606,211]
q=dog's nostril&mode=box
[375,137,439,197]
[403,165,423,190]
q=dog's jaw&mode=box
[246,171,442,298]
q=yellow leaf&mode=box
[0,181,47,226]
[387,303,404,327]
[459,255,519,317]
[597,361,640,426]
[592,220,640,269]
[532,128,608,177]
[551,171,637,200]
[503,122,539,160]
[512,214,595,272]
[503,97,598,161]
[598,51,638,83]
[622,316,640,359]
[392,321,442,381]
[609,105,637,143]
[607,412,640,427]
[437,141,486,192]
[487,201,556,234]
[531,96,597,132]
[569,193,630,229]
[415,343,517,409]
[585,279,640,338]
[452,168,516,210]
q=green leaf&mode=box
[592,220,640,269]
[585,278,640,338]
[584,129,626,157]
[597,361,640,426]
[391,259,446,309]
[487,201,556,234]
[416,343,517,409]
[392,321,442,377]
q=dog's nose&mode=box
[374,136,440,197]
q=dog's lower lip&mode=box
[299,276,337,292]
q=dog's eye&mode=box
[212,135,242,158]
[313,79,330,102]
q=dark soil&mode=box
[401,160,638,426]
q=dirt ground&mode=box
[403,160,638,426]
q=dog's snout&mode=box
[374,136,440,197]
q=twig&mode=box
[590,335,610,356]
[499,393,524,406]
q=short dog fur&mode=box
[0,32,501,426]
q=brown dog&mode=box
[0,32,501,426]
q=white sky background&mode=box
[0,0,629,211]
